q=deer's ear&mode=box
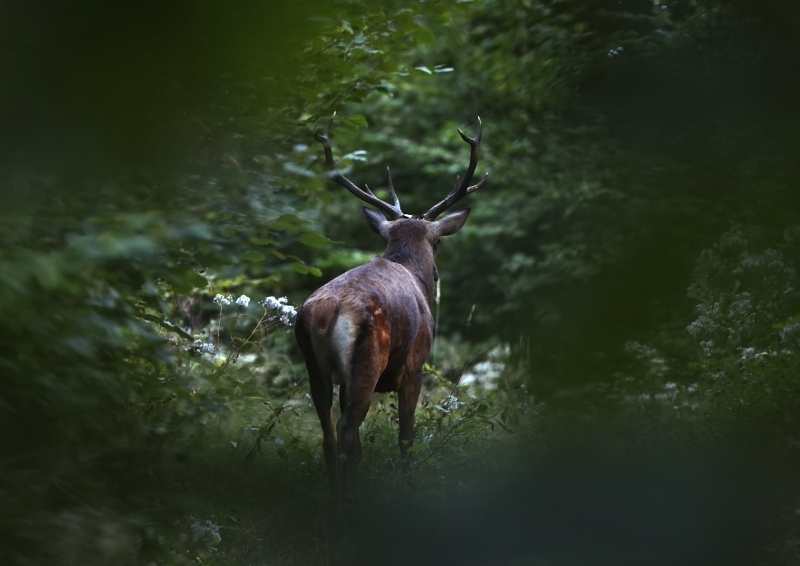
[435,207,470,237]
[363,206,390,240]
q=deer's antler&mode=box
[422,117,488,220]
[314,113,405,219]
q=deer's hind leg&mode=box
[336,382,374,496]
[397,369,423,471]
[295,320,337,487]
[336,313,390,496]
[397,327,430,472]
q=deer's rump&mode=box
[295,258,433,393]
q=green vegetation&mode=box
[2,0,800,564]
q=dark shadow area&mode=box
[359,426,777,566]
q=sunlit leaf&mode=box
[347,114,368,127]
[290,262,310,274]
[299,232,331,248]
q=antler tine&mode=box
[422,117,488,220]
[386,166,401,209]
[314,113,404,219]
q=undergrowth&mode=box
[129,369,521,566]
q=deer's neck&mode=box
[383,243,436,304]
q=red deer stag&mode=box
[294,114,487,494]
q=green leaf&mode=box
[773,313,800,329]
[186,271,208,289]
[290,262,310,274]
[220,226,236,237]
[434,11,451,26]
[347,114,368,127]
[249,237,276,246]
[299,232,331,248]
[267,213,307,233]
[413,27,435,46]
[309,267,322,277]
[240,251,265,262]
[379,59,399,72]
[406,444,426,453]
[269,249,287,260]
[414,66,432,75]
[168,266,208,294]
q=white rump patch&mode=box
[330,312,356,384]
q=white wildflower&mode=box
[262,296,281,309]
[436,394,464,414]
[699,340,714,356]
[190,519,221,546]
[624,341,657,359]
[279,304,297,326]
[261,296,296,325]
[193,340,215,354]
[235,294,250,307]
[213,294,232,306]
[780,322,800,342]
[739,346,756,360]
